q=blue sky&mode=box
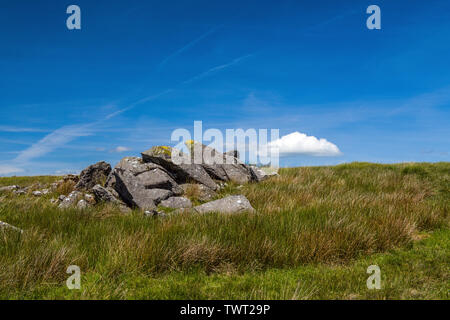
[1,0,449,175]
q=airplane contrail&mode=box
[157,25,222,69]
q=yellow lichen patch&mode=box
[184,140,199,156]
[151,146,172,156]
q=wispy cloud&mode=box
[158,26,221,69]
[182,54,253,85]
[0,125,49,133]
[10,54,255,166]
[14,124,94,163]
[105,54,254,119]
[0,164,24,175]
[110,146,131,153]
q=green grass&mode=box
[0,162,448,299]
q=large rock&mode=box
[75,161,111,191]
[193,195,255,214]
[141,146,218,190]
[185,141,253,184]
[92,185,119,203]
[221,163,253,184]
[107,157,183,210]
[160,196,192,209]
[249,166,268,182]
[113,168,174,210]
[108,157,182,193]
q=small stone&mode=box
[32,191,43,197]
[58,191,82,209]
[84,193,96,205]
[193,195,255,214]
[249,166,278,182]
[50,182,59,191]
[76,199,89,210]
[58,195,66,201]
[144,210,166,218]
[0,221,23,233]
[0,185,19,192]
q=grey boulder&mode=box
[249,166,269,182]
[108,157,182,194]
[75,161,111,191]
[141,146,218,191]
[92,185,119,203]
[193,195,255,214]
[185,141,253,184]
[113,168,174,210]
[160,196,192,209]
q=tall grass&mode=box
[0,162,448,297]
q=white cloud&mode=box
[111,146,131,153]
[0,165,24,176]
[268,131,342,156]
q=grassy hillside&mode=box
[0,162,448,299]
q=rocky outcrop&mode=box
[141,146,218,190]
[107,156,185,210]
[75,161,111,191]
[45,143,275,214]
[193,195,255,214]
[185,141,253,184]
